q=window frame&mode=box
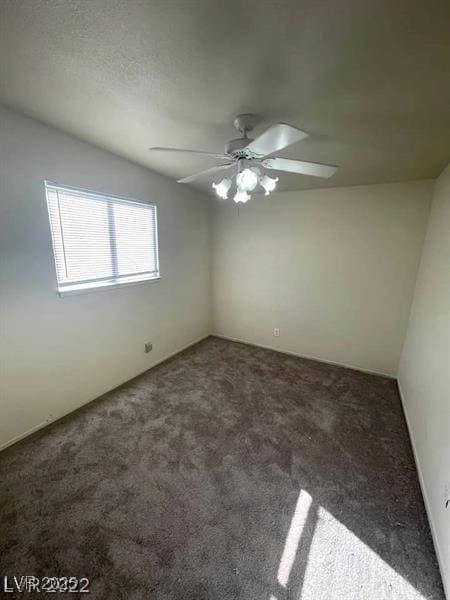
[44,181,160,297]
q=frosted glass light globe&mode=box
[259,175,279,195]
[236,168,258,192]
[212,178,232,199]
[234,190,250,203]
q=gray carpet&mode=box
[0,336,444,599]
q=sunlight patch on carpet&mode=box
[298,507,426,600]
[277,490,312,587]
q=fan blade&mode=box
[150,146,230,160]
[262,157,338,178]
[177,163,234,184]
[245,123,308,157]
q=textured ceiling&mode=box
[0,0,449,194]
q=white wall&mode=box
[398,165,450,597]
[212,181,433,376]
[0,105,211,449]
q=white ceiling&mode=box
[0,0,449,194]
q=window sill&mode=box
[57,274,161,297]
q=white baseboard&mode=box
[398,380,449,599]
[0,333,210,454]
[211,333,396,379]
[0,418,54,452]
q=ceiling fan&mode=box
[150,114,338,203]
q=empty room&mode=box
[0,1,449,598]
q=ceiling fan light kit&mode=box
[213,164,280,203]
[150,113,338,203]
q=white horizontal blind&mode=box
[45,182,159,292]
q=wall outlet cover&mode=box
[274,328,280,337]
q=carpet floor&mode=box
[0,336,444,599]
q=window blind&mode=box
[45,182,159,294]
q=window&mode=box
[45,182,159,295]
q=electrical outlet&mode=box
[144,342,153,353]
[273,328,280,337]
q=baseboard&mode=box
[0,333,210,454]
[0,418,55,452]
[211,333,395,379]
[397,380,449,599]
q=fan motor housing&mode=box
[226,137,254,156]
